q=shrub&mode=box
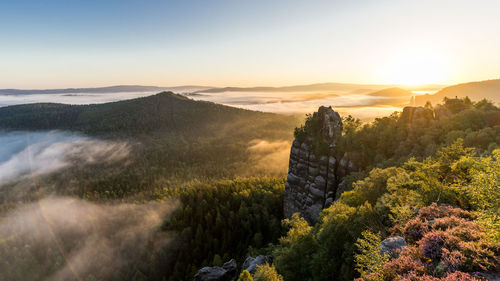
[420,231,448,260]
[404,219,428,243]
[253,264,283,281]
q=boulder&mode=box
[242,255,272,274]
[380,237,407,258]
[194,259,237,281]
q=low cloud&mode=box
[0,131,130,186]
[1,89,409,119]
[0,197,177,281]
[243,139,292,176]
[0,91,159,108]
[191,91,404,118]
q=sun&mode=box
[380,49,448,86]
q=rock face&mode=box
[284,106,353,224]
[380,236,407,258]
[194,259,237,281]
[242,255,272,274]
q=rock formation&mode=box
[242,255,272,274]
[402,98,469,124]
[380,236,407,258]
[194,259,237,281]
[400,106,434,125]
[284,103,468,224]
[284,106,354,224]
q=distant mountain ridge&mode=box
[368,87,412,97]
[0,85,212,95]
[0,82,445,96]
[193,83,394,94]
[415,79,500,105]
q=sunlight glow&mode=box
[380,48,448,86]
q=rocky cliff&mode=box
[284,106,354,224]
[284,103,468,224]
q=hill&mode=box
[0,85,211,95]
[0,92,300,199]
[415,78,500,105]
[193,82,394,94]
[0,91,298,138]
[368,87,412,97]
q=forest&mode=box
[0,95,498,280]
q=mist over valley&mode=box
[1,1,499,280]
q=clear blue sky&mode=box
[1,0,499,88]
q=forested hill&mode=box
[0,91,298,138]
[416,78,500,105]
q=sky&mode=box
[1,0,499,88]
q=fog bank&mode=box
[0,197,177,281]
[0,131,130,186]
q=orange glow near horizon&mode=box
[379,48,449,86]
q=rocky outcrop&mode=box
[380,236,407,258]
[284,106,355,224]
[400,106,434,125]
[242,255,272,274]
[194,259,237,281]
[402,99,469,125]
[433,104,452,120]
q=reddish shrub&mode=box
[397,271,439,281]
[441,249,465,272]
[420,231,448,260]
[458,241,498,272]
[356,204,498,281]
[381,247,426,280]
[447,223,482,242]
[441,271,482,281]
[417,204,475,221]
[405,219,429,243]
[432,217,466,231]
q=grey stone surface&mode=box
[380,236,407,258]
[194,259,237,281]
[284,106,357,224]
[242,255,272,274]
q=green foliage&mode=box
[254,264,284,281]
[238,270,253,281]
[293,113,330,156]
[339,98,500,171]
[273,213,315,281]
[354,231,388,279]
[162,178,285,280]
[457,149,500,210]
[273,140,500,281]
